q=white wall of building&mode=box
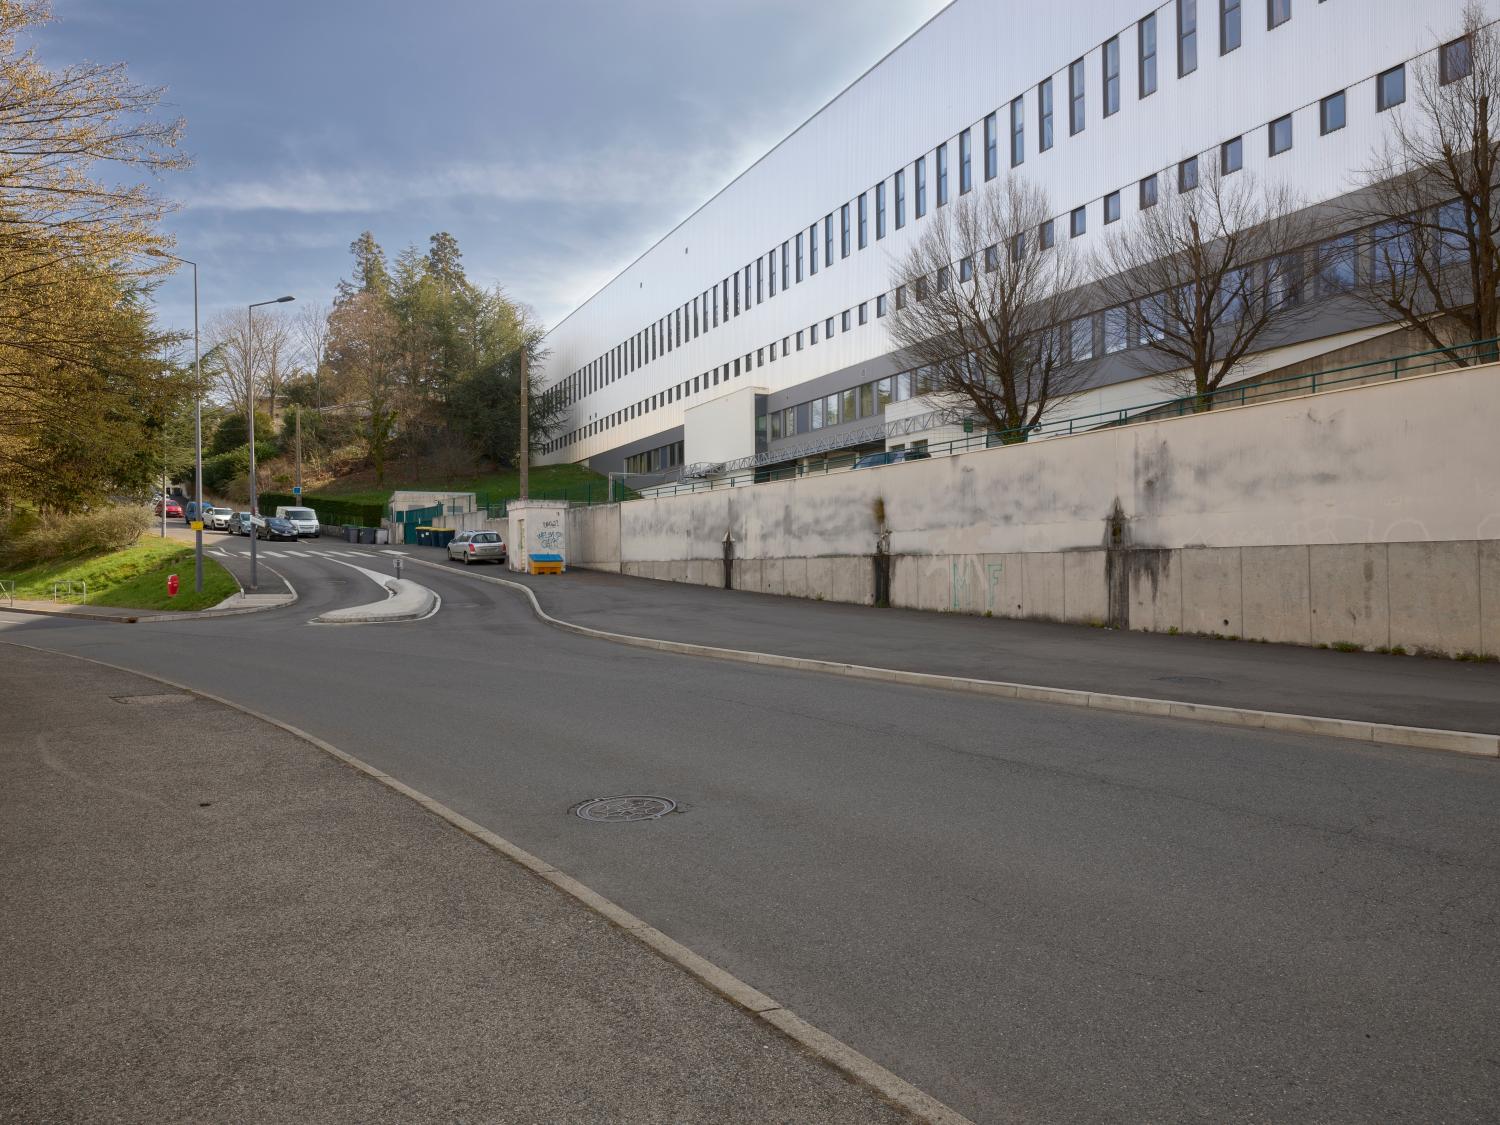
[538,0,1486,468]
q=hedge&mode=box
[258,492,384,528]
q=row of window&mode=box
[624,440,685,476]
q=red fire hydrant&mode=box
[167,573,179,598]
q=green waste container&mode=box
[414,527,434,547]
[433,528,457,548]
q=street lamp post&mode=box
[147,249,203,592]
[247,296,295,591]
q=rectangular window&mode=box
[1179,0,1198,77]
[826,316,835,337]
[1040,218,1055,249]
[810,323,818,345]
[712,288,718,327]
[877,293,888,317]
[959,128,973,193]
[988,242,1002,269]
[733,271,740,315]
[915,155,927,217]
[1221,135,1243,173]
[795,232,804,282]
[1104,191,1121,224]
[1317,233,1356,295]
[1103,37,1120,116]
[841,203,851,257]
[1071,318,1095,361]
[895,169,906,228]
[1070,205,1087,238]
[876,377,892,408]
[960,256,974,283]
[1140,173,1159,209]
[1269,113,1293,156]
[1068,57,1086,135]
[809,224,818,274]
[1179,155,1199,191]
[796,330,804,351]
[842,389,856,421]
[858,302,868,325]
[1139,14,1158,97]
[1039,78,1054,151]
[756,257,764,302]
[1267,0,1290,29]
[1006,97,1024,168]
[1312,89,1345,139]
[858,191,869,247]
[769,249,777,297]
[811,398,823,429]
[859,383,875,418]
[781,241,790,289]
[825,214,834,269]
[1104,307,1129,354]
[1377,65,1405,111]
[984,111,998,179]
[1442,36,1473,85]
[1221,0,1240,53]
[823,393,837,426]
[841,309,851,332]
[876,181,887,239]
[936,144,949,206]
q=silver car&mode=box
[205,506,233,530]
[447,530,507,565]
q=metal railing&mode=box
[645,337,1499,499]
[51,580,87,603]
[0,579,14,607]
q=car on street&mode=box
[852,448,932,470]
[447,530,506,564]
[257,516,299,542]
[228,512,255,536]
[205,506,233,530]
[155,498,183,517]
[274,506,321,537]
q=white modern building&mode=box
[535,0,1486,483]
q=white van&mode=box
[275,506,321,537]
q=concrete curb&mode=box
[312,577,439,625]
[405,557,1500,760]
[0,638,974,1125]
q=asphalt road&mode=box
[4,546,1498,1123]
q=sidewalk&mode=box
[0,646,912,1124]
[414,556,1500,735]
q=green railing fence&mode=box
[631,337,1500,500]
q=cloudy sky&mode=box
[32,0,951,341]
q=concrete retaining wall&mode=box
[565,365,1500,656]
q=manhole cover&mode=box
[111,693,194,705]
[1154,675,1222,686]
[574,795,676,823]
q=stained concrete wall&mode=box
[566,365,1500,656]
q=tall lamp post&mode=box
[247,295,295,591]
[146,249,203,591]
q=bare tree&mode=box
[885,177,1091,442]
[294,301,331,407]
[258,315,294,421]
[203,309,258,411]
[1094,166,1319,409]
[1347,2,1500,361]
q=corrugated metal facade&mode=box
[536,0,1484,468]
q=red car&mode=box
[155,498,182,517]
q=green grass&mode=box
[0,538,239,612]
[315,462,613,506]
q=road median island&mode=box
[313,576,438,624]
[0,643,942,1124]
[401,556,1500,759]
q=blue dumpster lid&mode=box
[530,553,564,562]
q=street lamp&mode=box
[146,248,203,592]
[247,295,295,591]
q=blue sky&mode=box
[33,0,950,341]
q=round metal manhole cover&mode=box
[574,795,676,823]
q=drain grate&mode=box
[574,795,676,823]
[111,693,194,705]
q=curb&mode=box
[0,638,974,1125]
[403,557,1500,760]
[312,577,439,625]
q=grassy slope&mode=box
[1,538,239,612]
[313,462,611,506]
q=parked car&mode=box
[447,530,507,565]
[155,498,183,517]
[228,512,256,536]
[257,516,299,542]
[274,505,320,537]
[205,506,233,530]
[852,448,932,470]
